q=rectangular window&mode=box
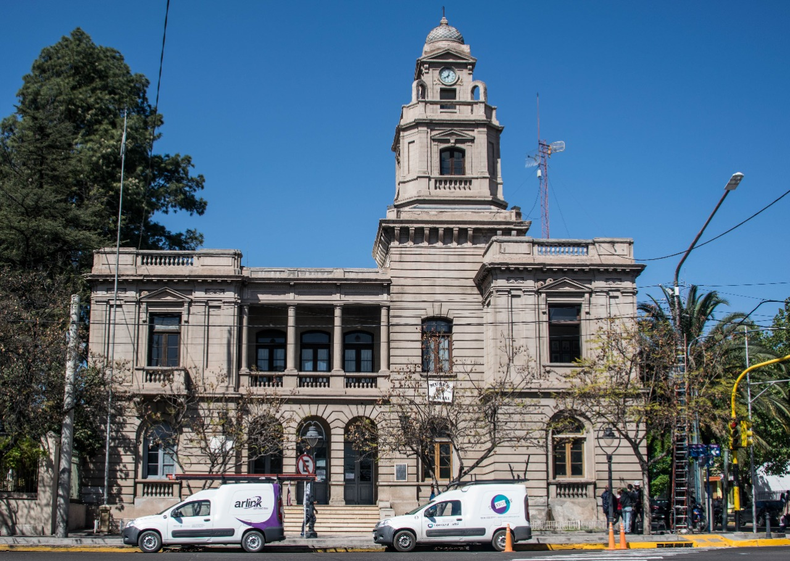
[423,442,453,481]
[553,439,584,478]
[149,314,181,367]
[257,348,285,372]
[548,305,581,363]
[440,88,456,110]
[0,456,38,493]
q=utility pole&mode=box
[56,294,80,537]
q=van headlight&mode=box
[377,519,392,528]
[125,519,137,529]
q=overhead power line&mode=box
[637,186,790,262]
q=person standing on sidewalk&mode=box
[602,485,613,523]
[620,484,637,533]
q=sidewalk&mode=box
[2,530,790,552]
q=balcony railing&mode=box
[135,367,190,391]
[345,376,377,389]
[549,480,595,499]
[298,375,330,388]
[249,374,284,388]
[136,479,182,500]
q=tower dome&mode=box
[425,17,464,44]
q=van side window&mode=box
[434,500,462,517]
[173,500,211,518]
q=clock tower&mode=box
[391,16,511,211]
[375,17,529,267]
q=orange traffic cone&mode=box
[607,521,616,550]
[504,523,514,552]
[618,520,627,549]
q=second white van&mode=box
[372,481,531,552]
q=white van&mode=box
[373,482,531,552]
[123,482,285,553]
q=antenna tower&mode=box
[526,94,565,238]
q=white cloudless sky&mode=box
[1,0,788,326]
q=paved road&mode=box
[2,546,790,560]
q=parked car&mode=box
[650,497,670,530]
[373,482,531,552]
[123,482,285,553]
[738,499,784,529]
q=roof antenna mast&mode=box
[526,93,565,238]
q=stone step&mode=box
[283,505,381,535]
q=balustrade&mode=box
[139,253,195,267]
[536,243,588,256]
[551,480,593,499]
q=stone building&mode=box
[85,17,645,528]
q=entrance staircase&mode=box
[283,505,382,536]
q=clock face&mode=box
[439,67,457,85]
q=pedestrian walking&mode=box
[620,484,637,533]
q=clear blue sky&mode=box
[2,1,788,327]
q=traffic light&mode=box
[740,419,754,447]
[729,419,741,450]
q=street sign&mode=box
[296,454,315,476]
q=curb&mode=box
[3,533,790,552]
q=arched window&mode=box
[301,331,330,372]
[143,423,176,479]
[249,416,283,475]
[256,330,286,372]
[422,319,452,374]
[344,331,374,373]
[440,148,465,175]
[552,417,586,479]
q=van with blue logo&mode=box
[372,482,531,552]
[123,482,284,553]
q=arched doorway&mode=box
[296,418,329,504]
[344,418,377,505]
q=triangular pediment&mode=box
[537,277,591,294]
[420,49,476,64]
[431,129,476,142]
[139,287,192,303]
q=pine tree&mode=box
[0,28,206,276]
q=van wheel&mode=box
[492,528,510,552]
[242,530,265,553]
[138,530,162,553]
[392,530,416,552]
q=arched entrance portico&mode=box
[344,418,377,505]
[296,418,329,504]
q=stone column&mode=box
[332,305,343,373]
[240,305,249,372]
[380,305,390,372]
[286,305,297,373]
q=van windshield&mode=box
[405,501,434,516]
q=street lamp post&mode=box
[301,423,323,539]
[598,426,621,547]
[670,172,743,531]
